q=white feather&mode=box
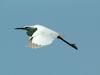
[29,25,59,48]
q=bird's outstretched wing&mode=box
[28,37,42,48]
[28,35,55,48]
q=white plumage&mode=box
[15,24,78,50]
[28,25,59,48]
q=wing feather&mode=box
[32,35,54,46]
[28,37,42,48]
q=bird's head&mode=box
[15,26,37,36]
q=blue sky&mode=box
[0,0,100,75]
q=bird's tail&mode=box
[57,35,78,50]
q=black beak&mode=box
[15,27,26,30]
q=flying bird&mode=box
[15,25,78,50]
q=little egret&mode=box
[15,25,78,50]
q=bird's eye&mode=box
[25,27,29,29]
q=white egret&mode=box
[15,25,78,50]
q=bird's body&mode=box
[28,25,59,48]
[15,24,78,50]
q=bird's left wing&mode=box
[32,35,55,47]
[28,36,42,48]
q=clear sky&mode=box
[0,0,100,75]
